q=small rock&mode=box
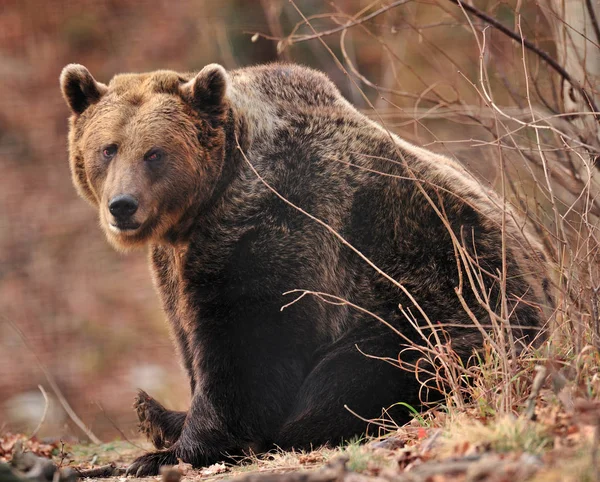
[160,466,181,482]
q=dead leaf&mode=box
[0,433,59,463]
[200,462,228,477]
[174,459,193,475]
[298,453,325,465]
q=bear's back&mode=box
[230,64,348,108]
[223,63,556,331]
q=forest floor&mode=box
[2,400,599,482]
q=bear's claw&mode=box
[126,450,179,477]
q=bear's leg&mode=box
[134,390,186,449]
[276,324,426,449]
[127,390,240,476]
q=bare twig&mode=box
[75,464,126,478]
[29,385,49,440]
[95,402,145,450]
[273,0,413,50]
[585,0,600,45]
[447,0,600,122]
[524,365,548,420]
[6,317,102,444]
[266,0,599,122]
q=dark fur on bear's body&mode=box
[60,63,553,476]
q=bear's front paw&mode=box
[126,449,178,477]
[133,389,178,449]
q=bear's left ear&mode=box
[60,64,107,115]
[181,63,229,113]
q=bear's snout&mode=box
[109,194,139,229]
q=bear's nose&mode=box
[109,194,139,220]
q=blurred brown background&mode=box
[0,0,568,442]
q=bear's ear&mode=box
[60,64,107,115]
[181,63,229,113]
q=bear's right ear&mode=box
[60,64,107,115]
[181,63,229,114]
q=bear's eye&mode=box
[102,144,118,161]
[144,148,164,163]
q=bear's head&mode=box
[60,63,230,250]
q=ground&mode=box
[2,398,599,482]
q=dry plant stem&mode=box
[342,404,399,432]
[374,94,556,272]
[516,18,579,340]
[496,99,515,369]
[6,317,102,444]
[524,365,548,420]
[517,18,566,258]
[250,13,339,41]
[29,385,49,439]
[281,290,408,340]
[472,112,599,152]
[454,74,560,227]
[278,0,599,122]
[593,286,600,350]
[454,45,569,265]
[334,4,451,106]
[95,402,145,450]
[446,0,600,122]
[282,289,473,382]
[260,0,291,62]
[327,153,548,270]
[561,148,596,219]
[585,0,600,44]
[277,0,413,48]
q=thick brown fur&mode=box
[60,63,555,476]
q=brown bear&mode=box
[60,63,554,476]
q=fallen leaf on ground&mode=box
[174,459,194,475]
[200,462,228,477]
[0,434,59,463]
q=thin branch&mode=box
[447,0,599,123]
[537,3,600,50]
[7,317,102,444]
[29,385,49,439]
[277,0,413,47]
[75,464,126,478]
[271,0,599,123]
[95,402,145,450]
[585,0,600,45]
